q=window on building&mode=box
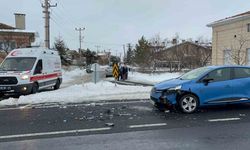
[224,49,232,65]
[247,23,250,32]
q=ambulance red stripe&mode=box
[30,73,61,82]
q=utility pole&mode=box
[123,44,126,62]
[95,45,100,53]
[75,27,85,53]
[42,0,57,49]
[108,49,111,65]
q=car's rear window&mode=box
[234,68,250,79]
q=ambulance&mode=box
[0,47,62,96]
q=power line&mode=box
[50,14,76,38]
[51,8,76,28]
[56,2,80,27]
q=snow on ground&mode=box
[0,81,151,106]
[127,72,182,84]
[62,68,86,83]
[0,67,182,106]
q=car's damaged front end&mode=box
[150,79,191,109]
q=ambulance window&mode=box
[34,60,43,74]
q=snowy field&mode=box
[128,72,181,84]
[0,67,181,106]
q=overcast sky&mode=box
[1,0,250,55]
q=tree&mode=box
[0,35,15,54]
[110,55,120,64]
[134,36,151,68]
[126,43,134,65]
[149,34,167,70]
[194,36,212,67]
[229,34,250,65]
[54,37,70,65]
[83,49,97,65]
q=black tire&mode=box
[178,94,199,114]
[154,102,166,112]
[54,79,61,90]
[0,93,4,98]
[31,83,39,94]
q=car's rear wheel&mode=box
[178,94,198,113]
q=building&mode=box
[0,13,35,53]
[157,41,211,71]
[207,11,250,65]
[97,51,111,65]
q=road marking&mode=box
[129,123,167,128]
[0,127,111,140]
[208,118,241,122]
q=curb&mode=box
[109,80,154,86]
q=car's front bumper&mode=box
[0,83,33,95]
[150,89,178,106]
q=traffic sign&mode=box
[113,63,119,79]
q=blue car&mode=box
[150,66,250,113]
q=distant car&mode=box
[150,66,250,113]
[86,65,93,73]
[105,66,113,77]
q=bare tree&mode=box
[149,34,166,70]
[0,35,15,54]
[193,36,212,67]
[230,34,250,65]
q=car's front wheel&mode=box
[178,94,199,113]
[0,93,4,98]
[31,83,39,94]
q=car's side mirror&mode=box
[202,78,214,86]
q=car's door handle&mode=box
[225,85,231,88]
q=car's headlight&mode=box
[168,85,182,91]
[151,87,156,93]
[21,74,30,80]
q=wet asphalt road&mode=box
[1,99,250,149]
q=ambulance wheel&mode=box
[31,83,39,94]
[54,79,61,90]
[0,93,4,98]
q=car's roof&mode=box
[206,65,250,69]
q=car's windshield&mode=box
[179,67,211,80]
[0,57,36,71]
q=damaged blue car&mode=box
[150,66,250,113]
